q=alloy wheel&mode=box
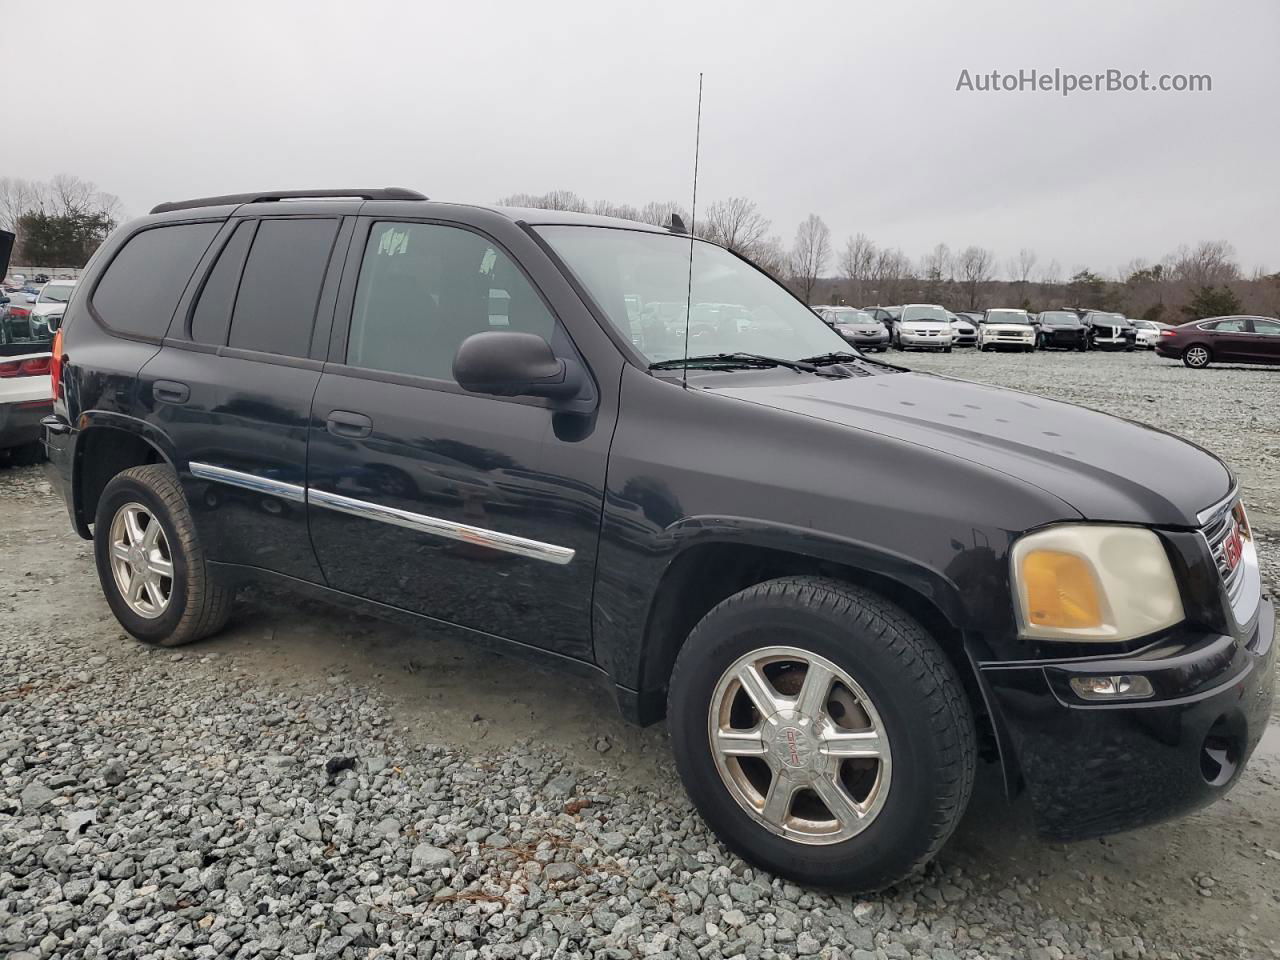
[1185,346,1210,368]
[708,645,892,844]
[108,502,174,618]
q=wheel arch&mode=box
[630,522,1004,781]
[73,413,176,536]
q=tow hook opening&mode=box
[1200,715,1242,786]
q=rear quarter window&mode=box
[91,222,221,339]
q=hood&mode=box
[711,371,1230,527]
[899,320,949,331]
[982,322,1033,333]
[837,322,885,333]
[32,301,68,317]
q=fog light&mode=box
[1069,674,1154,701]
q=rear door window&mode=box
[227,218,339,357]
[92,222,221,338]
[189,220,255,346]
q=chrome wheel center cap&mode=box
[765,712,817,775]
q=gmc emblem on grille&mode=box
[1222,519,1244,572]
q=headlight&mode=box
[1010,525,1184,642]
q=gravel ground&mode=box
[2,348,1278,960]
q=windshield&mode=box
[0,313,53,350]
[900,305,948,323]
[37,284,74,304]
[830,309,875,324]
[1039,311,1080,325]
[537,226,850,364]
[985,310,1031,325]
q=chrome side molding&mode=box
[189,461,306,504]
[307,487,575,565]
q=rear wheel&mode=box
[93,464,234,646]
[1183,344,1211,368]
[668,577,976,891]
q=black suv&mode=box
[43,189,1274,891]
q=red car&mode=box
[1155,315,1280,368]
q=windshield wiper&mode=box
[799,351,902,374]
[650,352,829,374]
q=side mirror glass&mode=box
[453,331,586,403]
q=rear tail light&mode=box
[0,356,52,377]
[1160,330,1177,337]
[50,329,64,400]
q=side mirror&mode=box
[453,331,585,402]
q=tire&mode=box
[93,464,234,646]
[943,346,952,354]
[667,576,976,891]
[1183,344,1211,369]
[1077,341,1087,352]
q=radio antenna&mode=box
[681,72,704,389]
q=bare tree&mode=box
[957,246,996,309]
[638,200,689,228]
[748,235,790,281]
[789,214,831,303]
[1039,259,1062,287]
[702,197,770,255]
[839,233,877,305]
[869,247,912,304]
[495,190,589,212]
[1168,240,1239,288]
[1012,248,1037,285]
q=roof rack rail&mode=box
[149,187,427,215]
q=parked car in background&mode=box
[978,309,1037,352]
[1155,315,1280,368]
[1130,319,1161,348]
[1035,310,1089,351]
[892,304,954,352]
[31,278,76,332]
[5,274,27,292]
[946,310,977,346]
[857,305,896,338]
[1,308,54,463]
[31,273,50,285]
[812,306,890,352]
[1082,312,1137,351]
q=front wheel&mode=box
[667,577,976,891]
[943,346,953,354]
[93,464,234,646]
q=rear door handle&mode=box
[153,380,190,405]
[326,410,372,439]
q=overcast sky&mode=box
[12,0,1279,277]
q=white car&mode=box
[978,308,1037,352]
[31,278,76,330]
[1130,318,1161,348]
[1,312,54,461]
[892,304,954,352]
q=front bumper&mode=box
[898,333,953,348]
[0,397,52,449]
[840,332,889,349]
[981,594,1275,841]
[1041,330,1088,348]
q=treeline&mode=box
[0,175,121,268]
[497,190,1280,323]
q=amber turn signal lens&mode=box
[1022,550,1103,629]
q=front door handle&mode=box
[153,380,190,405]
[326,410,372,439]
